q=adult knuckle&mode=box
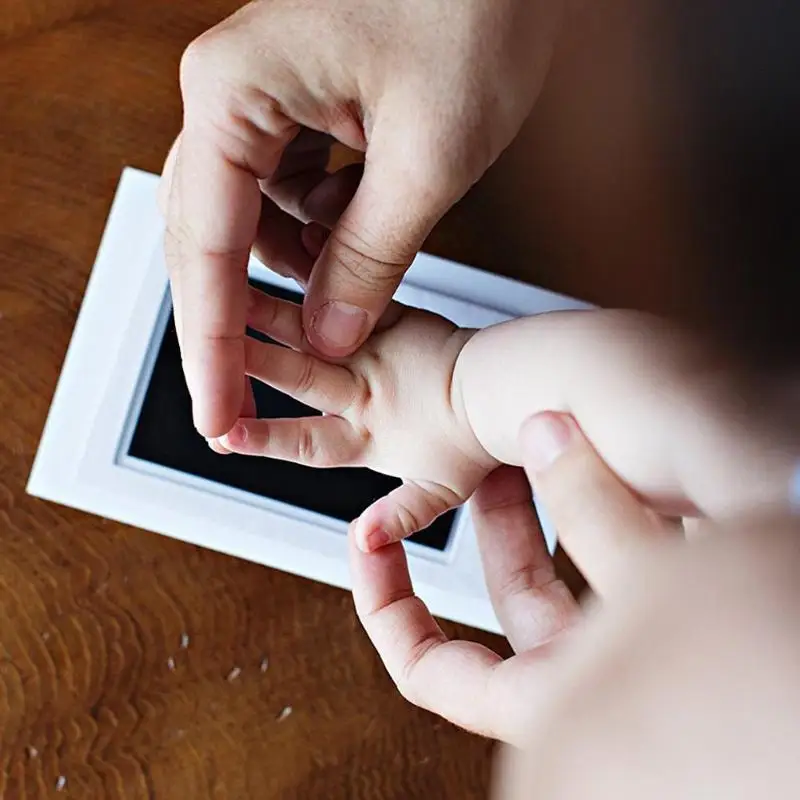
[180,25,248,118]
[330,233,409,293]
[395,675,420,707]
[496,564,539,600]
[179,32,217,97]
[396,666,421,705]
[396,631,440,706]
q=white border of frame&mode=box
[27,168,591,633]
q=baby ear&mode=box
[353,480,463,552]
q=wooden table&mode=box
[1,1,674,797]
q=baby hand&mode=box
[216,287,498,551]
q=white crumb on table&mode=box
[56,775,67,791]
[27,746,38,760]
[226,666,242,682]
[167,657,176,672]
[259,657,269,673]
[180,633,190,649]
[277,706,293,722]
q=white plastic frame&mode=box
[28,168,590,633]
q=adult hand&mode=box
[159,0,568,437]
[496,517,800,800]
[350,411,680,744]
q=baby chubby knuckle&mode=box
[292,355,318,397]
[428,481,462,511]
[339,372,371,418]
[295,422,318,464]
[394,502,423,538]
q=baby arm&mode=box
[454,310,795,519]
[217,288,795,549]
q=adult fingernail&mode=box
[312,301,367,350]
[301,223,329,259]
[362,528,391,553]
[521,412,574,473]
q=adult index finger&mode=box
[348,526,558,744]
[165,134,258,437]
[168,32,299,437]
[348,528,504,737]
[471,467,578,654]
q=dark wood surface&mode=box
[0,1,669,797]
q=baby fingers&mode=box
[217,415,365,467]
[354,480,464,553]
[247,286,304,349]
[244,337,361,415]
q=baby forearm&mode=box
[453,309,795,517]
[454,310,627,468]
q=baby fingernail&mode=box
[312,301,367,350]
[221,422,248,448]
[521,412,574,472]
[363,529,392,552]
[206,437,232,455]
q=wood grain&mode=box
[0,0,671,796]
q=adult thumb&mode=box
[519,412,677,596]
[302,138,458,357]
